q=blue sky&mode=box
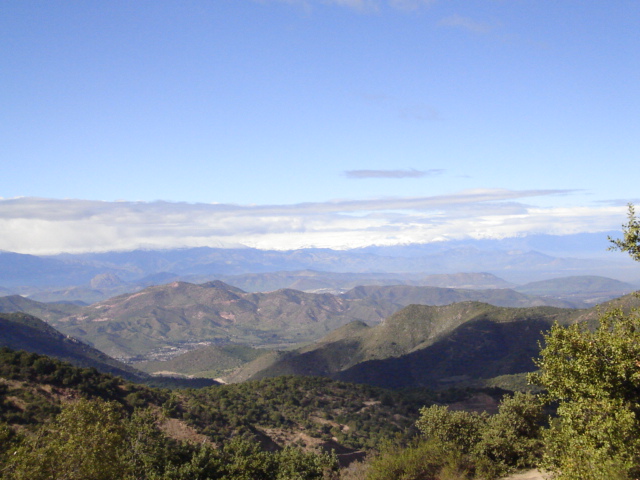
[1,0,639,254]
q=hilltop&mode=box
[2,279,592,362]
[225,295,640,389]
[44,281,396,359]
[0,312,145,382]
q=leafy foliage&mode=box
[2,398,339,480]
[473,392,544,476]
[174,375,435,450]
[416,405,486,454]
[608,203,640,262]
[342,439,472,480]
[525,210,640,480]
[0,347,167,426]
[415,392,544,479]
[531,308,640,479]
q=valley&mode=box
[1,242,639,479]
[2,263,638,390]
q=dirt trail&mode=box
[501,469,548,480]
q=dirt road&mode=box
[501,469,548,480]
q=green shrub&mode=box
[347,439,471,480]
[416,405,487,453]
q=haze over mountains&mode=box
[1,233,638,307]
[1,233,638,395]
[2,274,629,361]
[7,279,636,393]
[224,293,640,389]
[1,233,637,284]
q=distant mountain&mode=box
[216,270,416,293]
[2,278,588,361]
[0,295,82,322]
[45,281,398,359]
[15,270,517,304]
[24,273,182,304]
[215,270,513,294]
[417,272,513,289]
[25,286,118,304]
[56,242,619,284]
[3,232,638,303]
[515,275,638,304]
[0,286,14,296]
[135,344,271,378]
[2,233,633,288]
[231,298,631,389]
[0,251,103,287]
[341,284,580,309]
[0,311,147,382]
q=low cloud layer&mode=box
[0,190,626,254]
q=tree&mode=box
[6,399,132,480]
[473,392,543,476]
[415,393,543,479]
[608,203,640,262]
[529,206,640,479]
[530,308,640,479]
[416,405,487,454]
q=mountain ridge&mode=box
[227,298,631,388]
[2,279,593,361]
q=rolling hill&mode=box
[0,311,147,382]
[135,344,272,378]
[45,281,398,359]
[514,275,637,304]
[341,284,580,308]
[214,270,513,293]
[1,277,594,363]
[226,296,640,389]
[0,295,82,322]
[228,302,574,387]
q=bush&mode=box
[530,308,640,480]
[416,405,487,453]
[344,439,471,480]
[473,392,543,478]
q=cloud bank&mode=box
[0,190,627,255]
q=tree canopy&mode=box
[528,204,640,479]
[608,203,640,262]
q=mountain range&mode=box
[223,293,640,389]
[2,234,639,298]
[2,272,638,393]
[0,311,147,382]
[3,276,621,361]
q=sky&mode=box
[1,0,639,254]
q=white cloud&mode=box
[254,0,435,12]
[344,168,443,179]
[0,191,628,254]
[439,14,494,33]
[388,0,436,11]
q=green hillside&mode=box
[1,348,479,469]
[515,275,637,304]
[1,280,587,364]
[136,344,271,378]
[0,312,217,389]
[0,312,147,383]
[0,295,81,322]
[342,284,580,308]
[237,302,581,388]
[45,281,397,359]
